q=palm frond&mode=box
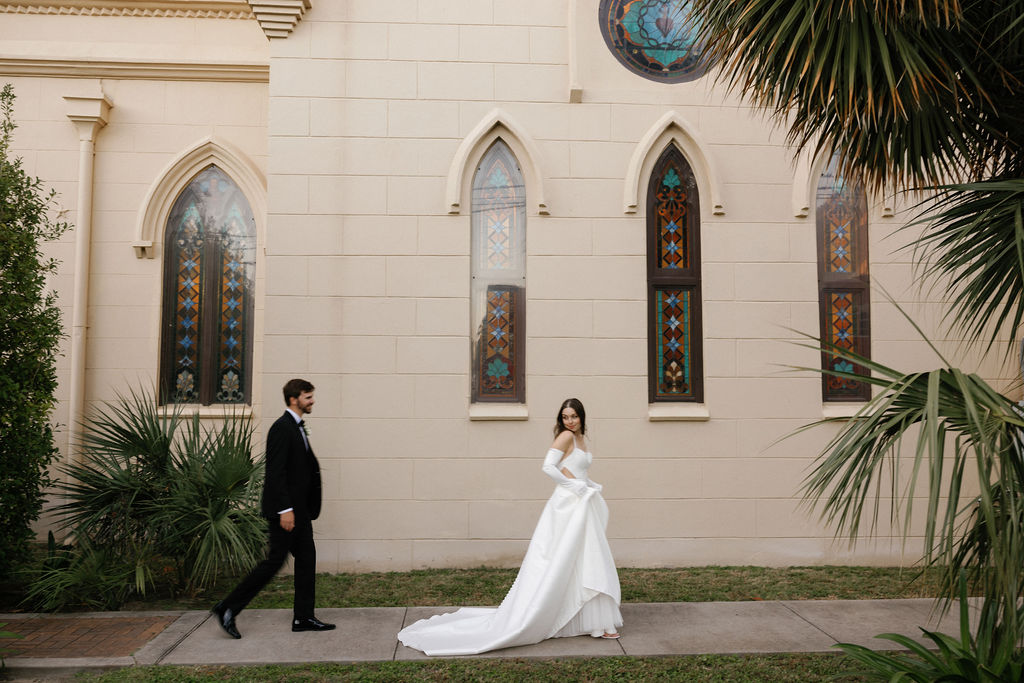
[154,405,265,590]
[689,0,1024,192]
[904,178,1024,353]
[793,305,1024,658]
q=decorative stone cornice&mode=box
[0,1,253,19]
[0,56,269,82]
[246,0,310,39]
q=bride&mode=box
[397,398,622,656]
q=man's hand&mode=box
[279,510,295,532]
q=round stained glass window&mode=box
[599,0,707,83]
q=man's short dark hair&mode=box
[283,378,314,405]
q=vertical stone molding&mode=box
[567,0,582,103]
[64,90,112,456]
[247,0,310,39]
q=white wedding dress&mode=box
[397,445,622,656]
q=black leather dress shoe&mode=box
[211,601,242,639]
[292,616,336,632]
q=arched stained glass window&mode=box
[471,139,526,403]
[160,165,255,405]
[816,155,871,401]
[599,0,707,83]
[648,145,703,402]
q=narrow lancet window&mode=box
[161,165,255,405]
[471,140,526,403]
[647,145,703,402]
[816,155,871,401]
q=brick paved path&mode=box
[2,615,177,658]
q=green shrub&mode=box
[0,83,70,578]
[23,533,138,612]
[24,389,266,610]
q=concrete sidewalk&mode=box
[1,599,970,679]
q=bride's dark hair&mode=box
[554,398,586,437]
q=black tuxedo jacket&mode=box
[260,411,323,522]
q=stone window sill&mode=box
[822,403,866,419]
[648,403,710,421]
[469,403,529,421]
[158,404,254,420]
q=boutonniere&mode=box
[301,422,310,438]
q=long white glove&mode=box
[542,448,588,496]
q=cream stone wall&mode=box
[5,2,1012,571]
[0,5,269,472]
[258,1,1014,572]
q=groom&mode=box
[212,378,335,638]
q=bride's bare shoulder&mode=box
[551,430,573,452]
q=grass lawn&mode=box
[77,654,867,682]
[0,565,937,683]
[103,564,946,612]
[4,565,930,681]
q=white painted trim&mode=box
[446,108,549,216]
[469,404,529,421]
[624,111,724,216]
[134,137,266,258]
[648,403,710,421]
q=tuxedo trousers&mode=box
[222,517,316,619]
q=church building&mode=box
[2,0,1009,570]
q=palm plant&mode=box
[794,331,1024,671]
[24,533,139,612]
[28,388,266,609]
[689,0,1024,348]
[690,0,1024,675]
[156,410,268,587]
[838,573,1024,681]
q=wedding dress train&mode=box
[397,446,622,656]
